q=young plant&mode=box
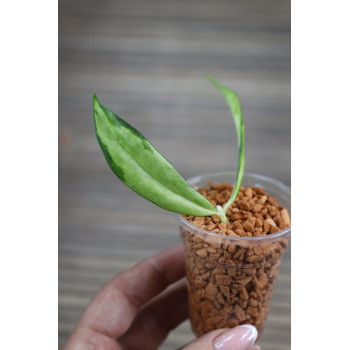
[93,75,245,223]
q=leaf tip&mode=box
[93,94,105,122]
[92,93,100,107]
[204,73,215,84]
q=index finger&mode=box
[75,244,185,340]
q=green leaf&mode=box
[93,94,218,217]
[205,75,245,217]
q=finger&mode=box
[118,279,188,350]
[75,245,185,340]
[182,325,258,350]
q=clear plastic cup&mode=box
[173,171,291,340]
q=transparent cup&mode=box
[173,171,291,340]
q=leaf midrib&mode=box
[99,116,217,215]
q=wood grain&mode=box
[59,0,290,348]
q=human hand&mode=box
[63,245,261,350]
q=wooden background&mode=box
[58,0,290,349]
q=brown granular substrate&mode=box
[186,182,290,236]
[181,182,291,339]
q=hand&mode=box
[63,245,261,350]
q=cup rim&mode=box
[172,171,291,245]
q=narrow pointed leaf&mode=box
[93,94,218,217]
[205,75,245,215]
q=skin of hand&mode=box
[63,245,261,350]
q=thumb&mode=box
[182,325,260,350]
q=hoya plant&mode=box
[93,75,245,223]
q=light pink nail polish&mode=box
[213,325,258,350]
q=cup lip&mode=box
[172,171,291,245]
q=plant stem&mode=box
[222,149,245,214]
[216,205,228,223]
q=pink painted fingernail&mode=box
[213,325,258,350]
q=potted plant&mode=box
[93,75,291,340]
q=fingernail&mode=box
[213,325,258,350]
